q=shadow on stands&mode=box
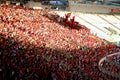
[0,33,89,80]
[0,31,120,80]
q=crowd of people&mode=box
[0,3,120,80]
[100,59,120,79]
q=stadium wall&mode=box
[24,1,120,14]
[68,4,120,14]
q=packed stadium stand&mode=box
[0,0,120,80]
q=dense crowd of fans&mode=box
[0,3,120,80]
[99,52,120,79]
[100,59,120,78]
[109,54,120,64]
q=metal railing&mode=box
[99,52,120,79]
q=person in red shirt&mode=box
[63,13,71,26]
[69,16,75,28]
[65,13,71,21]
